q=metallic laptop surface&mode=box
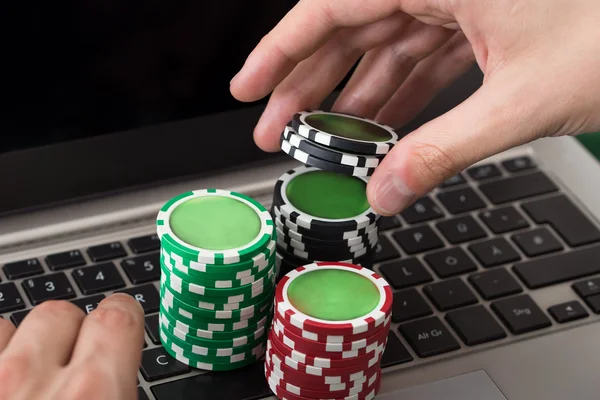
[1,2,600,400]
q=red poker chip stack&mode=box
[264,261,393,400]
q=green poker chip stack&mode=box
[156,189,276,371]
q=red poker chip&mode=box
[268,330,386,369]
[275,262,393,337]
[265,363,381,400]
[272,313,391,355]
[273,299,390,344]
[271,321,387,360]
[266,345,381,388]
[267,336,384,378]
[266,360,380,399]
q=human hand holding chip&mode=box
[230,0,600,215]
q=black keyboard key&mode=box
[491,295,551,334]
[469,268,522,300]
[392,288,432,323]
[511,228,563,257]
[446,305,506,346]
[399,316,460,358]
[548,301,588,323]
[521,195,600,247]
[22,273,76,305]
[71,295,105,314]
[46,250,86,271]
[121,253,160,284]
[469,238,520,267]
[392,226,444,255]
[140,347,190,381]
[10,310,30,327]
[115,284,160,314]
[87,242,127,262]
[380,332,413,368]
[467,164,502,181]
[439,173,467,188]
[424,248,477,278]
[374,235,400,263]
[585,295,600,314]
[138,388,150,400]
[151,362,271,400]
[379,216,402,231]
[479,171,558,204]
[128,234,160,254]
[437,187,486,214]
[72,262,126,295]
[513,245,600,289]
[0,283,26,313]
[145,314,161,345]
[401,197,444,224]
[3,258,43,279]
[479,206,529,234]
[379,258,433,289]
[436,216,487,244]
[573,278,600,298]
[502,156,536,173]
[423,278,478,311]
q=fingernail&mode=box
[374,174,416,215]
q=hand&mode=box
[0,294,144,400]
[230,0,600,215]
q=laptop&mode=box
[2,1,600,399]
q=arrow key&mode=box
[548,301,588,323]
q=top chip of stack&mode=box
[272,165,380,275]
[280,110,399,177]
[265,261,393,400]
[156,189,277,371]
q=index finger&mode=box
[68,293,145,386]
[229,0,455,102]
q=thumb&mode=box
[367,68,561,215]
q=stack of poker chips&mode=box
[271,165,380,277]
[280,110,399,178]
[156,189,277,371]
[265,262,393,400]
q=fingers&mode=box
[376,32,475,127]
[68,293,144,392]
[0,318,16,352]
[0,300,86,366]
[230,0,456,102]
[253,12,414,152]
[332,21,454,119]
[366,65,553,215]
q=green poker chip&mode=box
[160,259,275,298]
[160,291,273,332]
[159,316,267,355]
[159,304,272,341]
[161,239,276,278]
[156,189,275,264]
[160,264,276,306]
[159,311,269,349]
[160,327,266,370]
[161,246,276,287]
[160,276,274,322]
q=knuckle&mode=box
[90,305,137,329]
[408,141,460,184]
[34,299,81,317]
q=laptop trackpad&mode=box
[379,370,507,399]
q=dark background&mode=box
[0,1,484,216]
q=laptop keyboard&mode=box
[1,154,600,399]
